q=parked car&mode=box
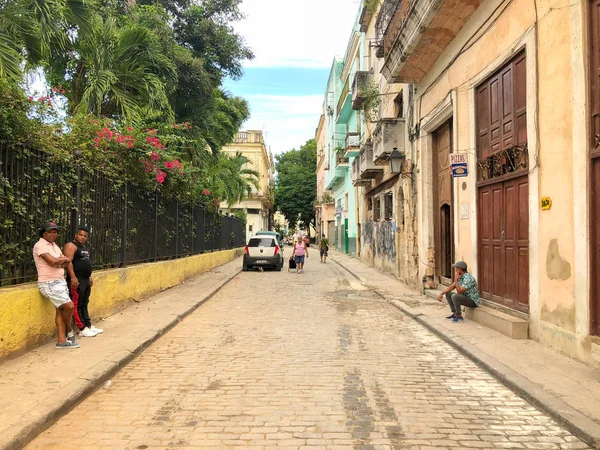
[243,236,283,271]
[255,230,284,248]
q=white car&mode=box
[243,235,283,271]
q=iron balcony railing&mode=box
[346,132,361,148]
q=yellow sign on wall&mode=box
[540,197,552,210]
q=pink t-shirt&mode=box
[294,242,306,256]
[32,238,65,282]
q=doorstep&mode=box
[424,289,529,339]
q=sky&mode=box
[223,0,362,155]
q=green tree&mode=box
[274,139,317,232]
[0,0,93,83]
[203,152,259,206]
[173,2,253,82]
[59,15,176,121]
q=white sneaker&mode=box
[90,326,103,334]
[79,327,98,337]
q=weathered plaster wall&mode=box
[413,0,589,362]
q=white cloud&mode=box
[235,0,361,68]
[241,94,323,154]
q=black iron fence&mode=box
[0,146,246,287]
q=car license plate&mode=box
[256,260,268,264]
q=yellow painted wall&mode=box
[0,248,243,360]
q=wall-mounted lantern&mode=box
[389,147,404,174]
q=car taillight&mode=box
[244,245,249,255]
[274,245,279,255]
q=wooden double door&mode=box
[433,121,454,285]
[478,175,529,312]
[592,159,600,335]
[589,0,600,335]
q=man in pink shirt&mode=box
[32,222,80,349]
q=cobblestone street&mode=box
[27,260,591,450]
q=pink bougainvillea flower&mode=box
[117,135,125,143]
[213,198,219,205]
[101,128,113,141]
[127,126,133,132]
[150,151,160,161]
[28,96,33,102]
[201,189,210,196]
[164,161,174,169]
[156,170,167,184]
[93,137,101,146]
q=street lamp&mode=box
[388,147,404,174]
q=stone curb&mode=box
[4,268,241,450]
[331,256,600,450]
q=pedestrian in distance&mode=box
[63,227,103,338]
[32,221,80,349]
[437,260,480,322]
[292,235,308,274]
[320,235,329,263]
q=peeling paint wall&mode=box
[362,220,396,261]
[410,0,592,364]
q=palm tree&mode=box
[205,152,259,206]
[70,15,176,121]
[0,0,93,82]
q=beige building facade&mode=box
[315,114,336,243]
[351,3,420,285]
[374,0,600,364]
[220,131,274,238]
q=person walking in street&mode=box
[320,235,329,263]
[63,226,103,338]
[33,221,80,349]
[437,260,480,322]
[292,235,308,274]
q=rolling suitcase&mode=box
[288,256,297,272]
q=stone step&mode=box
[424,289,529,339]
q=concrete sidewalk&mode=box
[0,257,242,450]
[328,250,600,449]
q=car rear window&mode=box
[248,238,276,247]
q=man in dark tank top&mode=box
[63,227,103,337]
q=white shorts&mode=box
[38,279,71,308]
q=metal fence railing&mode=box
[0,145,246,287]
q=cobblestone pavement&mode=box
[27,260,591,450]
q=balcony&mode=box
[234,130,264,144]
[359,2,375,32]
[381,0,484,83]
[360,142,384,179]
[344,132,361,158]
[336,150,349,168]
[336,75,352,124]
[325,150,350,190]
[373,118,405,164]
[352,71,372,110]
[352,156,372,187]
